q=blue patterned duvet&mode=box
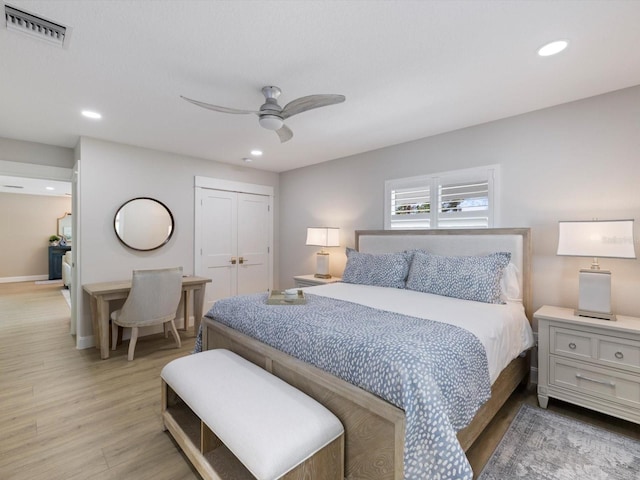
[201,292,491,480]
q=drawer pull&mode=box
[575,373,615,387]
[568,342,576,350]
[614,351,624,359]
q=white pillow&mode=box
[500,263,521,302]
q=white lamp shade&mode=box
[306,227,340,247]
[557,220,636,259]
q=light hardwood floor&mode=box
[1,281,638,479]
[0,281,200,480]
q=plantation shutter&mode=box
[385,165,498,230]
[437,178,490,228]
[389,184,431,229]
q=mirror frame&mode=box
[57,212,72,242]
[113,197,175,251]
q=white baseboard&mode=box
[0,274,48,283]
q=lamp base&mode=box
[578,269,613,321]
[575,309,616,321]
[315,251,331,279]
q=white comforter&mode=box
[302,282,535,383]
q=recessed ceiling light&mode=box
[45,186,55,191]
[250,149,263,156]
[81,110,102,119]
[537,40,568,57]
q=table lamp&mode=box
[306,227,340,278]
[557,219,636,320]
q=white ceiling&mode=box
[0,174,71,196]
[1,1,640,173]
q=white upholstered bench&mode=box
[161,349,344,480]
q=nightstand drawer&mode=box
[550,327,593,360]
[598,337,640,373]
[550,357,640,409]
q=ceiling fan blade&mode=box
[281,94,345,120]
[276,124,293,143]
[180,95,258,115]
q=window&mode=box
[384,165,500,230]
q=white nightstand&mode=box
[535,305,640,425]
[293,274,342,288]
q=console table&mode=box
[84,276,211,359]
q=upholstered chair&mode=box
[110,267,183,361]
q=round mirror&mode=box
[114,197,174,251]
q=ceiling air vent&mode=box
[5,4,67,47]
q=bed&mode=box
[200,228,534,480]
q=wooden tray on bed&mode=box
[267,290,306,305]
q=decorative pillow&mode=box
[406,251,511,304]
[342,247,411,289]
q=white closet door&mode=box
[196,187,271,314]
[237,193,270,295]
[198,189,237,312]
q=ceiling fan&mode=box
[181,86,345,143]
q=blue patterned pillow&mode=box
[342,248,411,289]
[406,251,511,304]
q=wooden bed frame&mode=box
[202,228,532,480]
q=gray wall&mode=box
[278,85,640,318]
[0,136,74,168]
[76,137,280,346]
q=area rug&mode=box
[478,404,640,480]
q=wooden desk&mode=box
[84,276,211,359]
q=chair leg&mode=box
[111,321,119,351]
[127,326,139,361]
[167,319,182,349]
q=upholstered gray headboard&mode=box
[355,228,532,320]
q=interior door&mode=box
[198,189,237,312]
[237,193,270,294]
[196,187,271,313]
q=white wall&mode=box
[278,85,640,318]
[76,137,279,346]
